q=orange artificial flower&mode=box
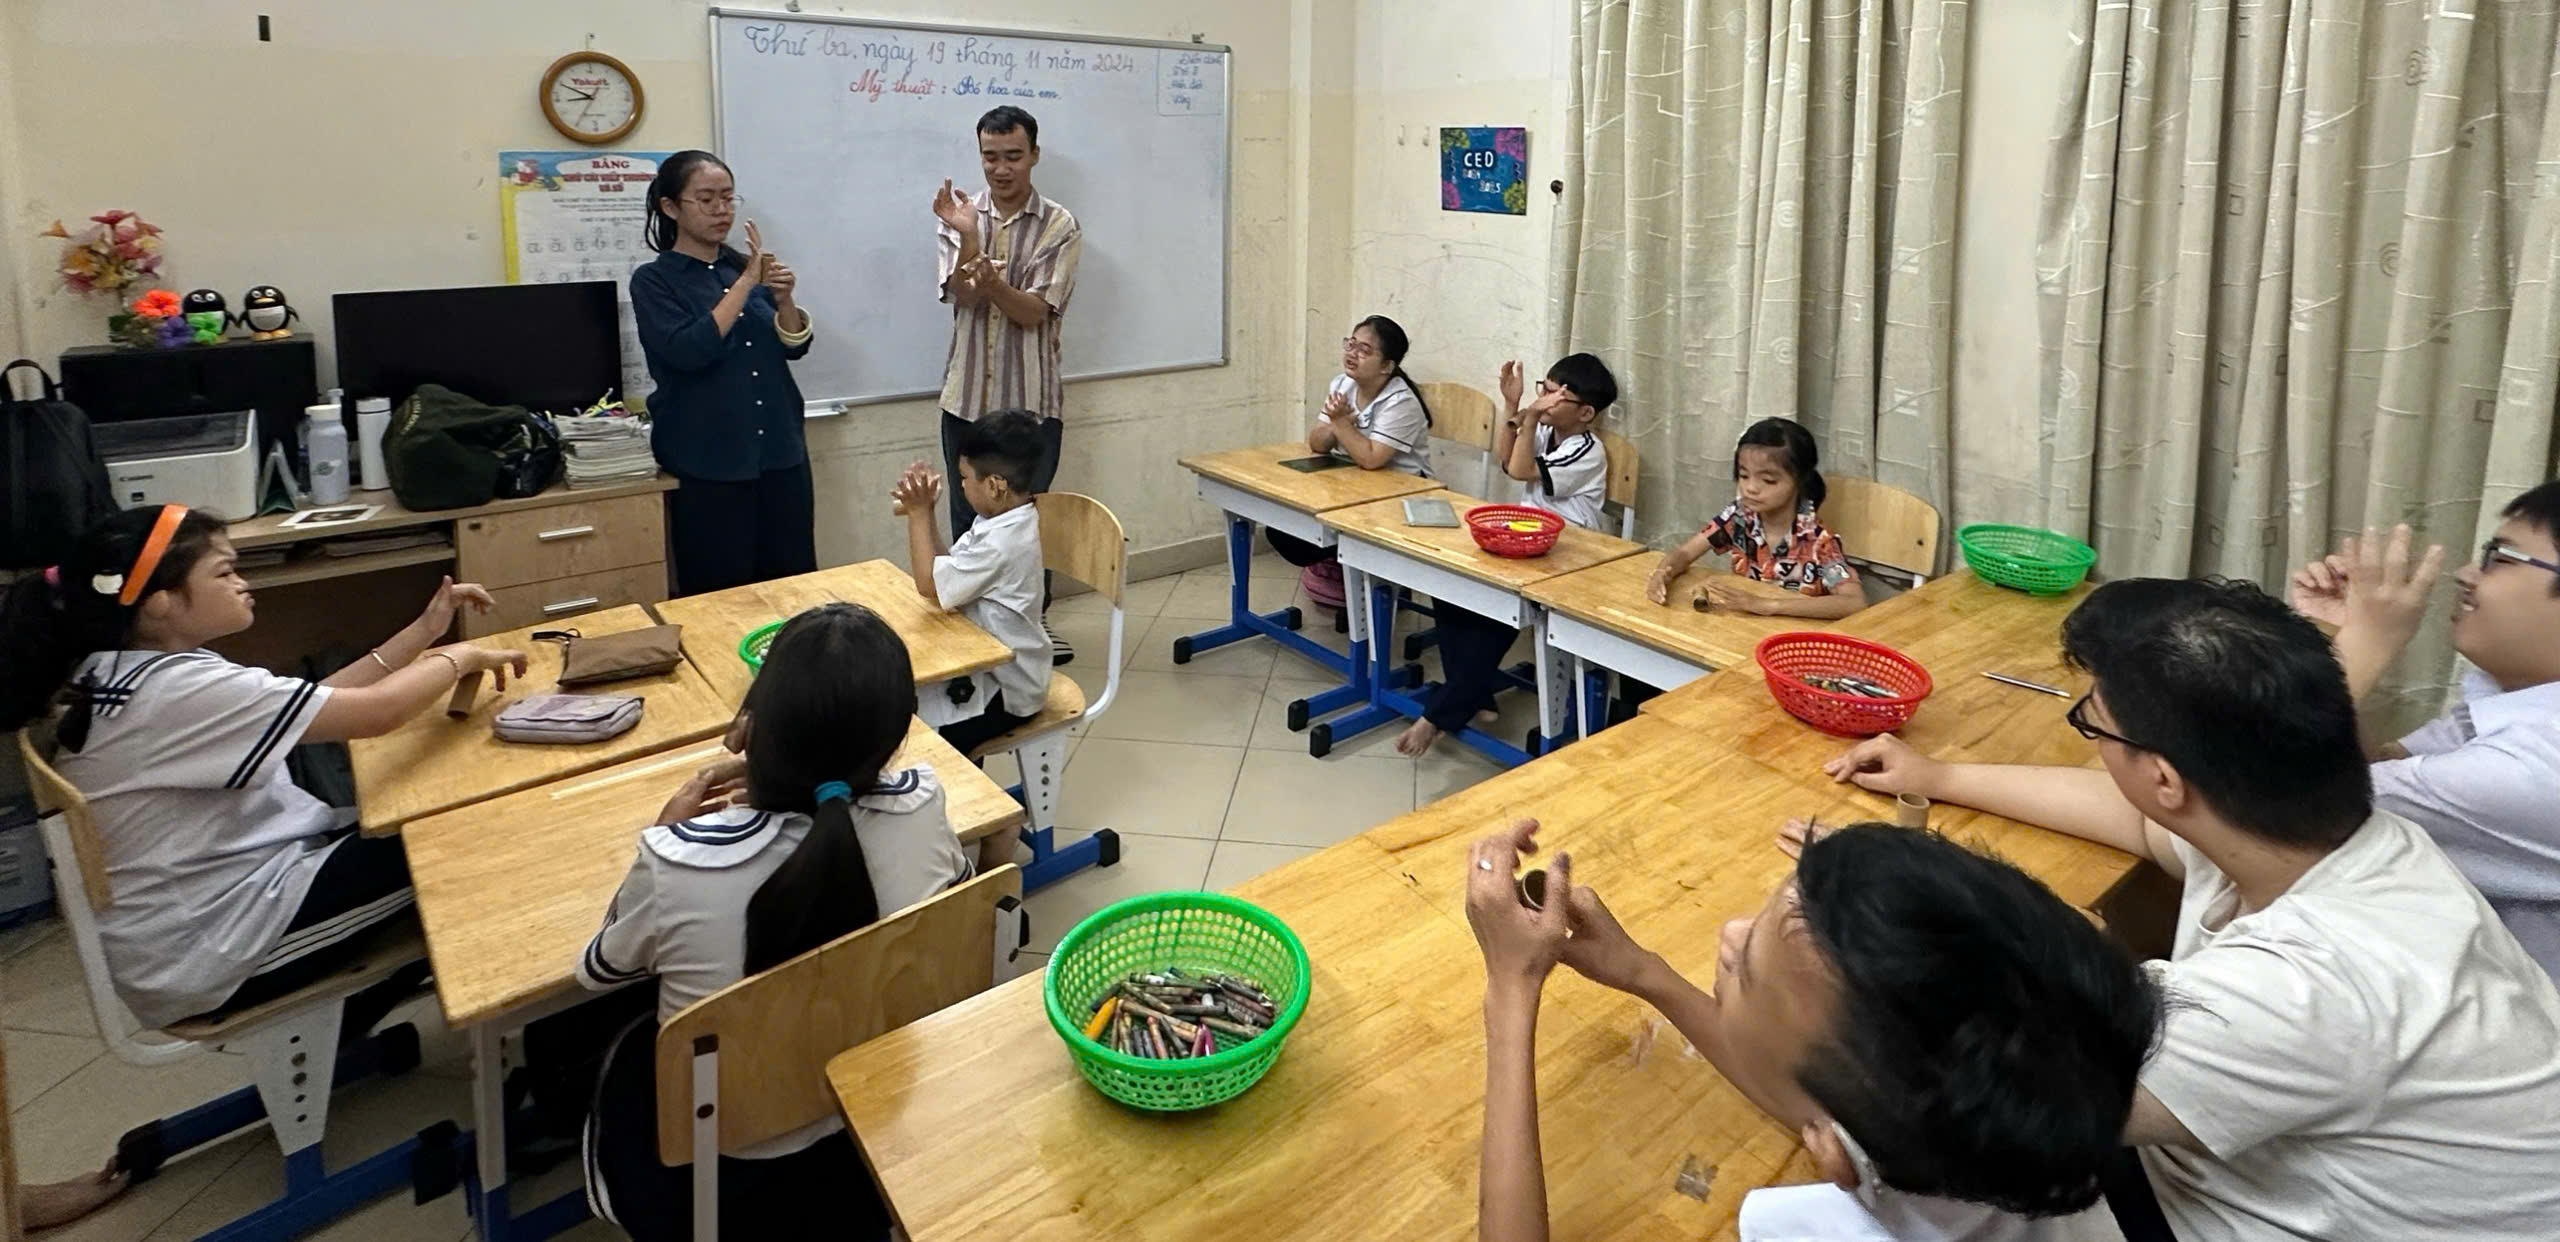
[130,288,182,318]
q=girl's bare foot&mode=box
[1471,709,1500,727]
[23,1165,129,1229]
[1395,719,1442,757]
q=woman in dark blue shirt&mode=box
[632,150,817,594]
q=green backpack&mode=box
[384,383,560,510]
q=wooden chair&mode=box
[965,493,1126,890]
[15,728,432,1240]
[1598,428,1641,540]
[1819,476,1943,588]
[655,865,1026,1241]
[1415,380,1499,494]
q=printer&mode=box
[93,410,260,517]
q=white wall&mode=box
[1336,0,1568,413]
[1,0,2074,558]
[0,0,1309,570]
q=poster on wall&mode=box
[1440,127,1528,216]
[499,150,672,409]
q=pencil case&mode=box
[493,694,643,744]
[538,625,684,687]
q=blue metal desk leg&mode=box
[1172,516,1331,672]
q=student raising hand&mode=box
[1497,359,1526,419]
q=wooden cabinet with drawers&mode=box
[219,478,675,662]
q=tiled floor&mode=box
[2,552,1518,1239]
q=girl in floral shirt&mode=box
[1647,418,1866,620]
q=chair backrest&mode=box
[1035,492,1126,607]
[15,729,111,912]
[1596,429,1641,538]
[654,864,1024,1164]
[1819,476,1942,583]
[1036,491,1128,721]
[1416,381,1499,494]
[16,728,195,1066]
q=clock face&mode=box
[547,57,640,142]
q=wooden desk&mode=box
[1642,572,2096,773]
[405,718,1025,1029]
[1179,442,1445,529]
[347,605,731,834]
[654,559,1013,706]
[1525,553,1808,716]
[1313,490,1644,762]
[827,715,2137,1242]
[1174,443,1444,695]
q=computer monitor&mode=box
[332,280,619,417]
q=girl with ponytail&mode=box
[574,603,969,1239]
[0,504,525,1027]
[1270,314,1437,610]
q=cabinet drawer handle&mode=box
[541,596,602,616]
[536,525,597,542]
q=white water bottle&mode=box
[353,397,392,491]
[305,403,350,505]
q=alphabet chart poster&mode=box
[1440,127,1527,216]
[500,150,672,408]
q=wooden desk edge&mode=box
[229,476,679,550]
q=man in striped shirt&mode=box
[933,106,1082,657]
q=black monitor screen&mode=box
[333,280,618,416]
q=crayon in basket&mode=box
[1091,967,1277,1057]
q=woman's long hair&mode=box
[738,604,920,973]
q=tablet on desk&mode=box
[1278,455,1352,473]
[1402,498,1459,527]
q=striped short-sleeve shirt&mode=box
[937,189,1082,422]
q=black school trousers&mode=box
[665,463,817,596]
[1420,606,1520,733]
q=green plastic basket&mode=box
[737,620,784,672]
[1957,524,2097,595]
[1042,891,1311,1112]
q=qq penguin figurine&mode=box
[238,285,299,340]
[180,289,229,344]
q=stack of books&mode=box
[555,408,656,489]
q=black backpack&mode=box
[385,383,562,511]
[2,360,115,570]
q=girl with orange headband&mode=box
[0,504,526,1029]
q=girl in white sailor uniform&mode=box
[0,504,526,1029]
[574,603,971,1240]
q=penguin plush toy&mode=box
[238,285,300,340]
[180,289,228,344]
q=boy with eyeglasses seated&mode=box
[2288,480,2560,980]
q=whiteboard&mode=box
[709,9,1231,410]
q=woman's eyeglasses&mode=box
[1341,337,1377,359]
[2066,694,2151,752]
[683,192,743,210]
[2478,540,2560,578]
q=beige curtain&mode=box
[2038,0,2560,726]
[1549,0,1968,547]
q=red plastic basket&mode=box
[1464,504,1564,558]
[1753,632,1934,736]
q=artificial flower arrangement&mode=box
[110,288,193,349]
[43,210,191,348]
[45,210,164,294]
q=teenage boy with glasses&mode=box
[1815,576,2560,1242]
[2287,480,2560,980]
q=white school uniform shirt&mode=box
[2371,668,2560,980]
[2135,810,2560,1242]
[576,765,970,1157]
[1319,373,1434,478]
[51,650,370,1028]
[1512,424,1608,531]
[1741,1183,2126,1242]
[915,502,1051,728]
